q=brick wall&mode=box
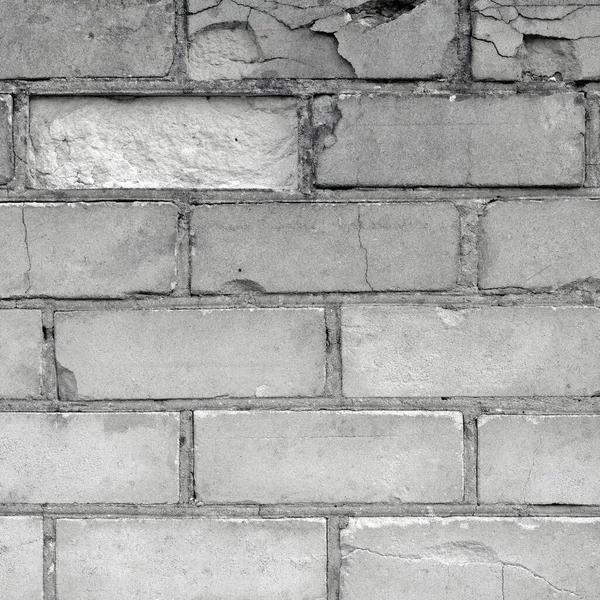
[1,1,599,599]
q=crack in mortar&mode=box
[343,545,583,598]
[20,206,32,295]
[356,206,373,292]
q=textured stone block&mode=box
[0,517,43,600]
[480,199,600,290]
[194,411,463,503]
[57,518,326,600]
[315,94,584,187]
[188,0,458,79]
[191,203,459,293]
[0,413,179,503]
[0,310,43,398]
[341,517,600,600]
[479,415,600,504]
[0,0,175,78]
[342,306,600,396]
[472,0,600,81]
[0,95,13,184]
[29,97,298,189]
[54,309,325,399]
[0,203,178,297]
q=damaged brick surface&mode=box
[188,0,458,79]
[0,0,175,78]
[29,97,298,189]
[472,0,600,81]
[341,518,600,600]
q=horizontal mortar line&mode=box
[0,79,585,96]
[0,503,599,518]
[5,186,600,205]
[1,397,600,413]
[4,188,600,203]
[1,293,599,310]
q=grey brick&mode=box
[191,203,459,293]
[341,517,600,600]
[194,411,464,503]
[342,306,600,396]
[57,518,326,600]
[479,415,600,504]
[0,517,43,600]
[315,94,584,187]
[0,0,175,78]
[0,413,179,504]
[0,310,43,398]
[54,309,325,399]
[480,199,600,290]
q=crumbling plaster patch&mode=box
[188,0,459,79]
[472,0,600,80]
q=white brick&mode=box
[479,415,600,504]
[29,97,298,189]
[191,203,459,293]
[0,413,179,503]
[341,517,600,600]
[57,518,326,600]
[342,306,600,396]
[0,517,43,600]
[0,203,178,297]
[480,199,600,289]
[194,411,464,503]
[316,94,584,187]
[0,95,12,184]
[54,309,325,399]
[0,310,43,398]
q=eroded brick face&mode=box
[0,1,598,598]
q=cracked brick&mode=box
[191,203,459,293]
[471,0,600,81]
[341,518,597,600]
[187,0,459,79]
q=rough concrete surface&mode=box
[341,517,600,600]
[0,203,178,297]
[342,306,600,396]
[0,0,175,78]
[315,93,585,187]
[0,413,179,503]
[29,97,298,189]
[480,199,600,290]
[54,309,326,399]
[191,203,459,293]
[0,310,43,398]
[479,415,600,505]
[188,0,458,79]
[0,517,43,600]
[194,411,464,503]
[472,0,600,81]
[57,518,327,600]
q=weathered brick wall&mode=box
[0,1,599,599]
